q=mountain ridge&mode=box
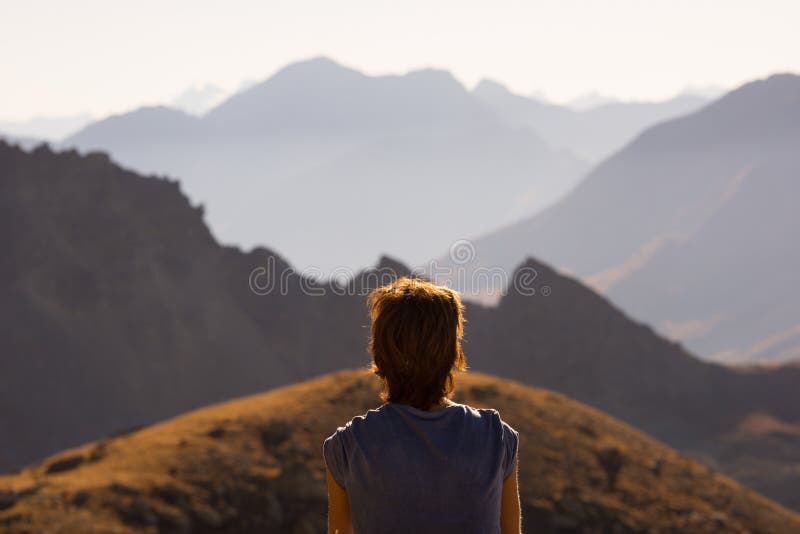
[456,72,800,364]
[2,139,799,510]
[62,57,588,272]
[471,77,710,161]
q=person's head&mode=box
[367,277,467,410]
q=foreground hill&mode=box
[63,57,587,271]
[1,370,797,534]
[454,73,800,364]
[2,140,798,510]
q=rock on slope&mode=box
[1,370,798,534]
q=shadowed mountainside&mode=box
[464,259,800,509]
[451,73,800,364]
[1,140,798,510]
[1,370,798,534]
[0,140,365,471]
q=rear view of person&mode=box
[323,277,521,534]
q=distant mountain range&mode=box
[472,79,711,161]
[60,57,709,275]
[1,140,799,509]
[0,133,42,152]
[563,86,725,113]
[2,370,797,533]
[61,57,587,273]
[0,83,227,142]
[0,114,93,142]
[450,73,800,365]
[170,83,228,115]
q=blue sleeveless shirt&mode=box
[323,401,519,534]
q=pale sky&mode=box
[2,0,798,120]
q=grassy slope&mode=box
[1,370,798,534]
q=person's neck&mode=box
[427,398,454,411]
[390,398,454,411]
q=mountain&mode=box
[63,57,588,273]
[170,83,228,115]
[464,258,800,509]
[1,370,798,534]
[566,91,619,111]
[472,79,710,162]
[456,73,800,364]
[0,140,363,472]
[1,140,798,509]
[202,59,496,132]
[0,133,42,152]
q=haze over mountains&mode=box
[473,79,711,162]
[0,114,92,143]
[453,73,800,364]
[170,83,228,116]
[2,140,799,510]
[59,57,710,274]
[0,84,226,143]
[62,57,587,273]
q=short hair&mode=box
[367,277,467,410]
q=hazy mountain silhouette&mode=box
[566,91,620,111]
[1,140,799,508]
[455,73,800,364]
[0,132,42,151]
[472,79,710,162]
[0,113,92,142]
[170,83,227,115]
[2,370,798,533]
[203,58,497,132]
[64,57,588,273]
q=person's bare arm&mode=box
[500,458,521,534]
[326,467,353,534]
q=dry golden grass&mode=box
[1,369,798,533]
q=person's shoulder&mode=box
[455,403,518,433]
[451,402,502,424]
[325,404,390,440]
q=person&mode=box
[323,277,521,534]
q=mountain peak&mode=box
[346,255,413,293]
[473,78,513,98]
[403,67,462,86]
[373,254,412,277]
[269,55,364,82]
[628,72,800,152]
[203,56,497,134]
[705,72,799,109]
